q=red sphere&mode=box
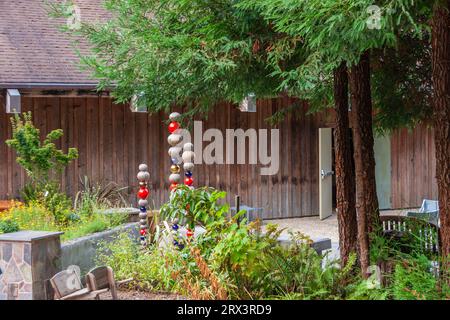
[168,121,180,133]
[169,183,178,191]
[140,229,147,236]
[138,187,149,199]
[186,229,194,237]
[184,177,193,186]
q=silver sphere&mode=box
[168,146,182,158]
[138,199,148,207]
[182,151,195,163]
[183,142,194,151]
[138,164,148,171]
[168,134,182,146]
[169,112,181,121]
[137,171,150,181]
[183,162,195,171]
[139,212,147,219]
[169,173,181,184]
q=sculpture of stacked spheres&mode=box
[137,164,150,246]
[167,112,182,192]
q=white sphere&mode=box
[138,164,148,171]
[169,112,181,121]
[182,151,195,163]
[169,173,181,184]
[138,199,148,207]
[168,134,182,146]
[140,219,147,225]
[137,171,150,181]
[168,146,182,158]
[183,162,194,171]
[183,142,194,151]
[139,212,147,219]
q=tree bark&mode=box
[431,1,450,268]
[333,62,358,267]
[348,52,380,278]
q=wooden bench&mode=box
[0,200,18,213]
[49,268,109,300]
[49,266,131,300]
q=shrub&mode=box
[96,233,182,292]
[0,219,20,233]
[6,112,78,224]
[6,112,78,186]
[74,176,128,217]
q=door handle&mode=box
[321,169,334,180]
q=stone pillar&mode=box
[0,231,63,300]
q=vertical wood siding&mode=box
[0,96,327,218]
[0,96,437,216]
[390,124,438,208]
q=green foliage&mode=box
[48,0,435,131]
[115,187,360,299]
[74,175,128,216]
[0,201,125,241]
[391,255,449,300]
[96,233,181,292]
[6,112,78,224]
[0,219,20,234]
[6,112,78,185]
[160,185,230,229]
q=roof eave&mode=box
[0,82,102,90]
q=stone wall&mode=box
[60,222,139,273]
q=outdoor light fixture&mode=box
[239,92,256,112]
[6,89,21,113]
[130,92,148,113]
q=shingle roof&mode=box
[0,0,110,88]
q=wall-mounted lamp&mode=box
[6,89,21,113]
[239,92,256,112]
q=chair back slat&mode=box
[50,269,83,299]
[380,215,441,254]
[86,266,110,290]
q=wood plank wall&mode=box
[390,124,438,208]
[0,96,331,218]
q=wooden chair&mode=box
[49,268,109,300]
[380,215,441,254]
[407,199,439,226]
[85,266,132,300]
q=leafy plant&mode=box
[96,233,182,292]
[74,175,128,216]
[6,112,78,186]
[160,185,230,229]
[0,219,20,233]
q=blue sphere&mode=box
[185,171,193,177]
[140,206,147,212]
[172,224,179,230]
[171,158,178,164]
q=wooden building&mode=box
[0,1,438,219]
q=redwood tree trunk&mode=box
[333,62,358,267]
[431,1,450,266]
[349,52,380,277]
